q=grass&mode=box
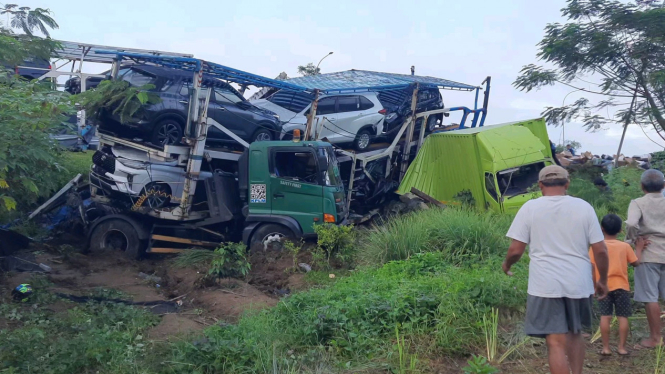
[0,276,158,374]
[58,150,93,182]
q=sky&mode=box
[12,0,665,156]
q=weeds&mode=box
[462,355,498,374]
[483,308,499,362]
[394,325,418,374]
[174,242,250,279]
[283,239,303,273]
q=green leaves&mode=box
[74,80,161,124]
[1,195,17,211]
[515,0,665,134]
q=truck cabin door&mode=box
[484,172,503,213]
[269,147,324,233]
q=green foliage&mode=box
[1,4,58,37]
[0,73,74,216]
[0,296,158,374]
[162,251,527,372]
[313,223,356,268]
[360,208,513,265]
[653,151,665,170]
[297,62,320,76]
[174,243,250,279]
[393,326,418,374]
[514,0,665,134]
[75,79,161,124]
[283,239,303,272]
[454,189,476,207]
[462,355,498,374]
[209,242,251,279]
[568,166,644,218]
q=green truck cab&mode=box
[398,118,554,213]
[241,140,347,248]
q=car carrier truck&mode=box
[81,51,496,258]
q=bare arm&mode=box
[632,237,650,266]
[502,239,527,276]
[625,200,642,243]
[590,241,609,300]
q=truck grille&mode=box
[92,150,115,174]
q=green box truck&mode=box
[398,118,554,214]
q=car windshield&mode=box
[318,147,342,187]
[497,162,544,198]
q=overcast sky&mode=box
[14,0,665,156]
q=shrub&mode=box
[313,223,356,268]
[174,242,251,279]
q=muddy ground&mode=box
[0,239,311,342]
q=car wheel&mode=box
[249,223,295,251]
[88,219,144,260]
[353,129,372,152]
[151,119,183,146]
[252,129,273,142]
[426,115,438,133]
[140,182,172,209]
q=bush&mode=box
[174,242,251,279]
[0,74,74,218]
[359,208,513,265]
[313,223,356,268]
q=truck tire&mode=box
[249,223,295,251]
[88,218,144,260]
[353,129,372,152]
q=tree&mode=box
[514,0,665,141]
[1,4,58,37]
[0,5,69,215]
[297,62,320,76]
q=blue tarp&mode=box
[287,69,479,94]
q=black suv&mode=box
[96,65,282,146]
[378,87,444,136]
[3,57,50,80]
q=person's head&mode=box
[566,144,572,149]
[538,165,570,195]
[600,214,623,238]
[593,177,608,190]
[641,169,665,194]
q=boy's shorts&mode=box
[598,289,632,317]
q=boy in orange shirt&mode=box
[589,214,647,356]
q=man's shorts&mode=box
[598,289,632,317]
[634,263,665,303]
[524,295,592,338]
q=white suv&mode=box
[252,91,386,151]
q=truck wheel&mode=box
[88,219,144,259]
[151,119,183,145]
[249,224,295,251]
[353,129,372,152]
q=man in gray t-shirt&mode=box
[626,169,665,348]
[502,165,609,374]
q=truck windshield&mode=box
[318,147,342,187]
[497,162,545,198]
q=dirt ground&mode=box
[0,241,310,342]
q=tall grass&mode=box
[359,208,513,265]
